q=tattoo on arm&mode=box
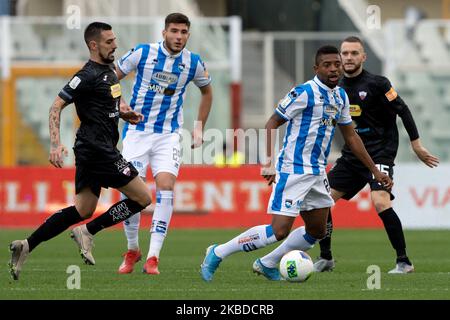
[49,99,67,148]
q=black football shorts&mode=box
[75,156,139,197]
[327,157,395,200]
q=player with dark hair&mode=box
[8,22,152,280]
[313,36,439,274]
[115,12,212,275]
[200,45,392,282]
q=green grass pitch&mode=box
[1,229,449,300]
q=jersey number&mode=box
[372,164,390,179]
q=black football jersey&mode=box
[339,69,417,167]
[59,60,122,164]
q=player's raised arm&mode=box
[48,96,69,168]
[339,123,393,190]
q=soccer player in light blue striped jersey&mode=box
[116,13,213,275]
[201,45,392,281]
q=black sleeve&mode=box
[378,76,419,141]
[58,67,93,104]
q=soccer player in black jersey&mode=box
[314,36,439,274]
[8,22,152,280]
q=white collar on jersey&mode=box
[160,41,183,58]
[313,75,338,92]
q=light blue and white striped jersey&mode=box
[275,76,352,175]
[117,42,211,135]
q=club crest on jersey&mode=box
[359,91,367,100]
[285,199,293,209]
[178,63,186,71]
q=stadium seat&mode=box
[414,22,450,66]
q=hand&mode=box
[261,162,276,186]
[119,105,144,125]
[413,144,439,168]
[373,170,393,191]
[49,144,68,168]
[191,129,203,149]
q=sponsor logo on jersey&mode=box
[69,76,81,89]
[359,91,367,100]
[385,87,398,101]
[148,83,175,96]
[152,71,178,84]
[324,104,338,117]
[349,104,362,116]
[110,83,122,98]
[278,95,292,110]
[320,118,337,127]
[288,90,298,99]
[355,127,370,133]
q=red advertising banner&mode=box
[0,166,382,229]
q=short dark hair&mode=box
[165,13,190,29]
[315,45,340,65]
[342,36,365,47]
[84,22,112,47]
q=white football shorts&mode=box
[122,131,181,178]
[267,171,334,216]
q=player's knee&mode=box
[272,226,290,241]
[306,227,327,240]
[156,182,174,191]
[76,208,95,219]
[372,200,390,213]
[138,193,152,208]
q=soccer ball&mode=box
[279,250,314,282]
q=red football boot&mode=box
[118,249,142,274]
[142,256,160,275]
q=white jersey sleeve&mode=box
[117,45,144,75]
[193,57,212,88]
[337,89,352,125]
[275,87,308,121]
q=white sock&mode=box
[147,190,173,259]
[124,212,141,251]
[260,226,316,268]
[214,225,277,259]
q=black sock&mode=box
[86,199,145,235]
[27,206,83,252]
[319,208,333,260]
[378,208,410,264]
